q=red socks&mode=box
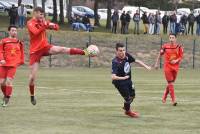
[5,86,12,97]
[1,85,6,96]
[29,85,35,96]
[162,86,169,102]
[69,48,85,55]
[168,84,176,103]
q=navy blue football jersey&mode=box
[112,53,135,83]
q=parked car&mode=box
[122,6,149,18]
[0,4,5,12]
[7,2,18,7]
[177,8,191,15]
[98,9,122,20]
[72,6,95,18]
[0,0,12,12]
[194,8,200,17]
[98,9,107,19]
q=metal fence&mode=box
[0,30,199,69]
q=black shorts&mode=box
[113,80,135,99]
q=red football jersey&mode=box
[0,37,24,67]
[160,43,183,71]
[27,18,59,54]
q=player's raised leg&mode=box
[48,46,86,55]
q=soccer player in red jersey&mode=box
[27,7,90,105]
[154,33,183,106]
[0,25,24,107]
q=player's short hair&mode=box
[34,7,44,13]
[116,43,125,50]
[8,25,17,31]
[169,33,177,37]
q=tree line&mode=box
[16,0,200,30]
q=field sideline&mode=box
[0,68,200,134]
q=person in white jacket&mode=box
[18,4,27,28]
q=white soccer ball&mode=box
[87,45,100,57]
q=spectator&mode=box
[111,10,119,34]
[125,11,131,34]
[180,14,188,35]
[72,16,85,31]
[120,11,126,34]
[82,15,93,32]
[9,5,18,25]
[155,11,162,34]
[133,10,140,34]
[18,4,27,28]
[141,12,149,34]
[162,12,169,34]
[148,13,155,35]
[196,12,200,36]
[170,12,177,34]
[188,12,195,35]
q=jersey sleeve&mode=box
[27,21,47,36]
[127,53,135,63]
[0,40,4,60]
[48,22,59,31]
[112,60,118,74]
[178,45,184,61]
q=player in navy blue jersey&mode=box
[111,43,151,118]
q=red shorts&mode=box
[29,45,53,65]
[0,66,17,79]
[164,69,178,83]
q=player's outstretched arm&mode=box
[135,59,151,70]
[154,53,161,69]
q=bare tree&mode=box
[52,0,58,22]
[67,0,72,24]
[59,0,64,24]
[42,0,46,14]
[172,0,179,11]
[33,0,37,8]
[94,0,100,26]
[106,0,112,29]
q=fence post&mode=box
[192,39,196,69]
[125,37,128,52]
[87,35,91,68]
[160,37,163,69]
[49,34,52,68]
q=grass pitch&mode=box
[0,67,200,134]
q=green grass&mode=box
[0,68,200,134]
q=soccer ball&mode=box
[87,45,99,57]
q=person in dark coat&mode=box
[9,5,18,25]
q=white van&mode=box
[122,6,149,17]
[194,8,200,17]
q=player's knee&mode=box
[0,79,5,85]
[29,76,35,85]
[5,78,13,86]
